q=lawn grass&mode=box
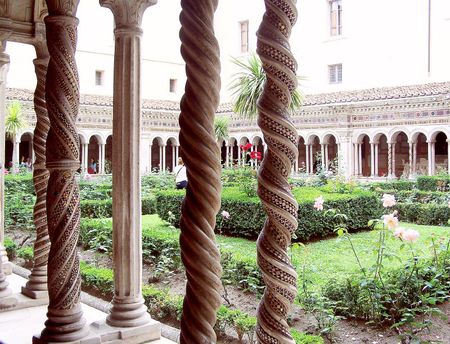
[142,215,450,291]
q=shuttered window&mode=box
[330,0,342,36]
[240,20,249,53]
[328,64,342,83]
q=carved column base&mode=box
[33,318,160,344]
[34,304,89,343]
[22,265,49,299]
[106,297,150,328]
[0,278,17,311]
[1,261,12,275]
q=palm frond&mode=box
[229,53,303,119]
[5,101,27,139]
[214,116,229,142]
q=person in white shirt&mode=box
[174,157,188,189]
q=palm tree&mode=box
[214,116,229,143]
[5,101,27,170]
[229,53,302,119]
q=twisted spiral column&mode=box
[22,52,51,298]
[34,2,87,341]
[255,0,299,343]
[178,0,222,342]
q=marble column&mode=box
[408,141,413,177]
[178,0,222,341]
[431,141,436,175]
[320,144,325,170]
[33,0,88,342]
[225,144,229,167]
[0,48,11,273]
[161,144,166,172]
[324,144,329,171]
[172,145,176,171]
[149,144,152,172]
[12,140,20,171]
[100,0,157,332]
[309,144,314,173]
[374,143,379,177]
[388,142,393,178]
[22,46,51,299]
[0,257,16,310]
[370,143,375,177]
[358,143,362,175]
[83,143,88,172]
[238,144,241,165]
[353,143,358,176]
[392,143,397,177]
[447,140,450,174]
[255,0,299,341]
[305,144,310,174]
[100,143,106,174]
[175,145,179,164]
[412,142,417,176]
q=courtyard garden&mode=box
[4,170,450,343]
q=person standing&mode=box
[174,157,187,189]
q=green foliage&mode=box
[229,54,302,119]
[17,246,34,267]
[156,187,382,240]
[5,174,35,194]
[5,101,27,140]
[3,237,17,259]
[5,192,35,230]
[417,175,450,191]
[141,172,175,192]
[80,197,155,219]
[80,260,258,340]
[368,180,416,192]
[396,202,450,226]
[290,329,324,344]
[214,116,229,142]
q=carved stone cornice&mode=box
[99,0,157,29]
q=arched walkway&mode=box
[391,131,409,178]
[105,135,112,173]
[297,136,306,173]
[87,135,101,174]
[322,134,338,173]
[165,137,178,172]
[150,137,163,172]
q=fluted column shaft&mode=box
[100,0,157,328]
[255,0,299,342]
[23,50,51,298]
[0,50,10,269]
[178,0,222,342]
[35,1,87,342]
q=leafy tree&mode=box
[5,101,27,142]
[229,53,302,119]
[214,116,229,143]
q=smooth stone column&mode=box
[149,144,152,172]
[320,143,325,170]
[100,143,106,174]
[447,140,450,174]
[161,144,166,171]
[374,143,379,177]
[408,141,413,178]
[0,48,11,274]
[370,143,375,177]
[0,257,17,310]
[305,144,310,174]
[324,144,329,170]
[427,141,433,176]
[99,1,159,338]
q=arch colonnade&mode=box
[0,0,300,343]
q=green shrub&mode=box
[5,192,35,230]
[142,172,175,191]
[417,175,450,191]
[394,190,449,204]
[3,237,17,259]
[79,260,258,340]
[291,329,324,344]
[156,187,382,241]
[17,246,34,267]
[80,197,155,219]
[395,202,450,226]
[5,174,34,194]
[368,180,416,192]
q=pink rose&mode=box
[314,196,324,211]
[393,227,406,239]
[221,210,230,220]
[402,229,420,243]
[383,213,399,230]
[382,194,396,208]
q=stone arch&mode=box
[297,135,306,173]
[18,132,33,168]
[391,130,409,178]
[322,133,338,173]
[151,137,164,172]
[105,135,113,174]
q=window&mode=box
[328,64,342,83]
[95,70,104,86]
[169,79,177,93]
[329,0,342,36]
[239,20,249,53]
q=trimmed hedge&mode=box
[80,196,155,218]
[156,187,383,241]
[5,174,35,194]
[417,175,450,191]
[395,202,450,226]
[368,180,416,192]
[79,216,262,292]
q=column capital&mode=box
[46,0,80,16]
[100,0,157,29]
